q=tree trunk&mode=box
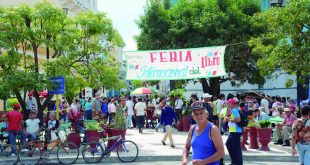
[14,91,27,116]
[200,77,221,97]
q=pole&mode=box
[56,94,59,120]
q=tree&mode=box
[250,0,310,87]
[136,0,265,96]
[0,2,124,119]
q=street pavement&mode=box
[7,128,299,165]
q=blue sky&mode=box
[97,0,147,51]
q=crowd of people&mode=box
[0,91,309,165]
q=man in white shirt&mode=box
[134,98,147,133]
[152,95,160,109]
[25,111,41,142]
[216,93,225,133]
[126,96,135,129]
[260,94,270,115]
[174,94,184,121]
[25,94,37,120]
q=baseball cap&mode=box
[13,103,21,109]
[190,101,206,110]
[226,98,238,105]
[203,93,212,98]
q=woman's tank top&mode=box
[191,123,219,165]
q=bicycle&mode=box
[18,128,79,165]
[82,131,139,163]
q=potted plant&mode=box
[257,120,272,151]
[248,122,259,149]
[107,104,127,150]
[84,120,102,143]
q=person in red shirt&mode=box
[5,103,26,156]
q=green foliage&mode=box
[250,0,310,83]
[136,0,266,96]
[0,2,124,118]
[258,120,271,128]
[168,88,186,100]
[248,122,257,127]
[85,120,102,131]
[114,105,126,130]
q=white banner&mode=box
[125,46,227,80]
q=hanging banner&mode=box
[125,46,227,80]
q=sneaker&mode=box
[161,141,166,145]
[10,153,16,157]
[21,148,29,152]
[170,145,175,148]
[282,140,290,146]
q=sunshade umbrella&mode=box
[149,87,163,95]
[132,87,152,95]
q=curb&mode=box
[7,154,299,164]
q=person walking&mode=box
[134,98,147,133]
[223,98,243,165]
[182,101,225,165]
[160,98,178,148]
[175,94,184,121]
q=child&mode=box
[25,111,41,142]
[0,116,8,141]
[45,113,59,142]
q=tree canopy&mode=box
[250,0,310,86]
[0,2,124,118]
[136,0,265,96]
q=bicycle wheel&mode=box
[18,143,42,165]
[82,142,105,163]
[117,140,139,162]
[57,141,79,164]
[0,144,13,157]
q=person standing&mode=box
[203,93,213,123]
[85,98,92,120]
[5,103,26,156]
[92,93,102,119]
[216,94,226,133]
[223,98,243,165]
[160,98,178,148]
[174,94,184,121]
[260,94,270,115]
[126,96,134,129]
[182,101,224,165]
[134,98,147,133]
[25,94,37,120]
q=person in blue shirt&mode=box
[160,98,178,148]
[101,97,108,116]
[254,107,270,123]
[85,99,92,120]
[182,101,224,165]
[223,98,243,165]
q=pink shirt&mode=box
[284,114,297,126]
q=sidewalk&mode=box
[6,128,299,164]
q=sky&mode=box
[97,0,147,51]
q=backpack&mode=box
[237,109,247,127]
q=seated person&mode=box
[45,113,59,142]
[274,108,297,146]
[25,111,41,142]
[254,107,270,123]
[0,117,8,141]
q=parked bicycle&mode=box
[82,131,139,163]
[18,128,79,165]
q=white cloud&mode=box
[97,0,147,51]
